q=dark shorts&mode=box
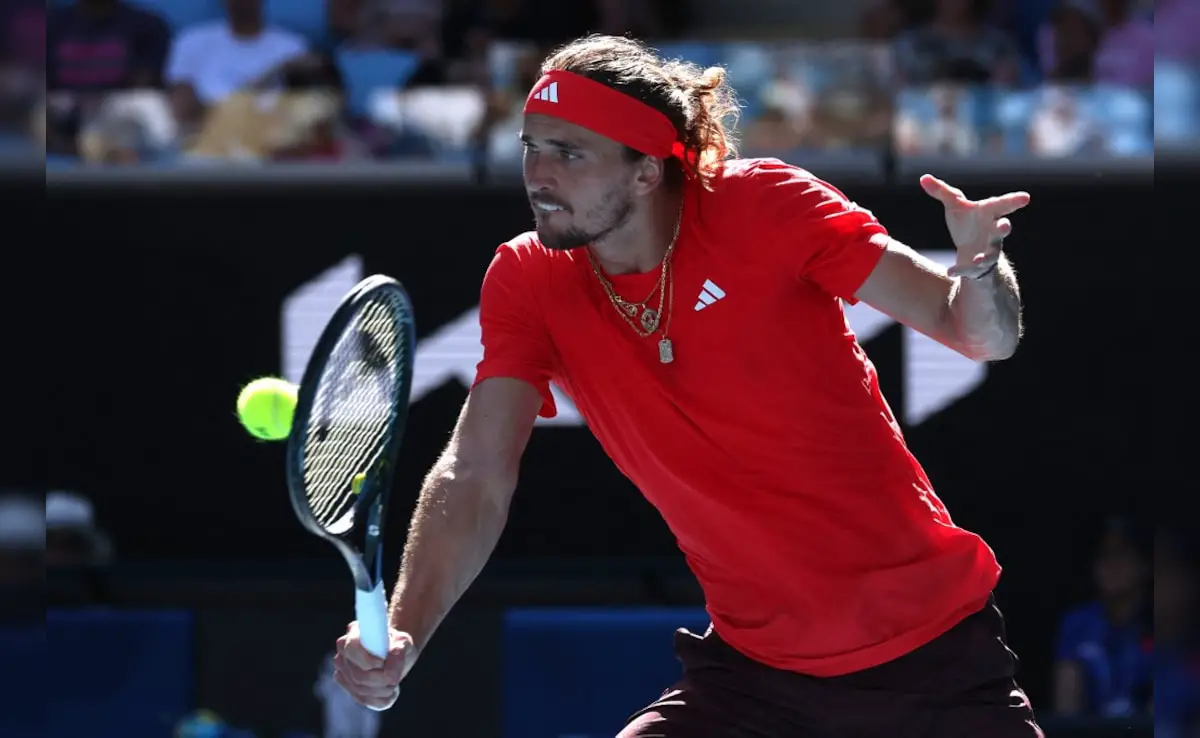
[619,597,1043,738]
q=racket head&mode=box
[285,275,415,591]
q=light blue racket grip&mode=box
[355,580,400,711]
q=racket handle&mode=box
[355,581,391,660]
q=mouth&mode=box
[531,199,568,214]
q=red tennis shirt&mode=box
[472,158,1001,676]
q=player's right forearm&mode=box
[387,457,512,651]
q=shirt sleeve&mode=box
[471,245,558,418]
[743,160,889,304]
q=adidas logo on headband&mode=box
[525,70,680,160]
[533,81,559,103]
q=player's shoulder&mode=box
[698,157,855,224]
[483,232,580,311]
[497,231,584,263]
[496,230,545,258]
[714,157,824,190]
[488,231,572,283]
[706,157,851,207]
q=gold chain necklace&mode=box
[587,204,682,364]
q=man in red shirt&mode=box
[334,34,1042,737]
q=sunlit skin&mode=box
[520,113,683,275]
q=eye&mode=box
[557,149,581,161]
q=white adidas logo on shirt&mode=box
[694,279,726,311]
[533,82,559,103]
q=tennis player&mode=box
[335,34,1042,737]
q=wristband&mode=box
[967,260,999,280]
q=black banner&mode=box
[38,170,1156,728]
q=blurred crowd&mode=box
[10,489,1198,735]
[1051,519,1198,737]
[3,0,1191,733]
[3,0,1178,167]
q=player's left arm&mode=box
[854,175,1029,362]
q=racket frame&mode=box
[285,274,416,662]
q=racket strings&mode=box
[303,294,409,529]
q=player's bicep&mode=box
[449,377,542,502]
[854,239,956,343]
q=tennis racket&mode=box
[285,274,416,673]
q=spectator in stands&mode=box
[1052,518,1152,718]
[186,51,358,162]
[1037,0,1153,87]
[893,0,1021,86]
[0,0,44,150]
[859,0,904,40]
[0,0,42,72]
[336,0,443,54]
[1157,0,1200,64]
[166,0,308,132]
[29,95,44,150]
[326,0,360,50]
[74,88,178,164]
[893,84,979,155]
[742,68,813,154]
[742,103,808,154]
[45,490,112,569]
[46,0,170,91]
[378,1,489,89]
[44,0,172,156]
[0,492,42,621]
[1154,528,1200,738]
[1027,85,1102,155]
[806,57,895,151]
[482,41,543,165]
[268,53,359,161]
[0,493,41,587]
[1038,0,1102,83]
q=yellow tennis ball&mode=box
[352,473,366,495]
[236,377,298,441]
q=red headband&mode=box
[524,70,685,160]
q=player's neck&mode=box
[589,189,682,275]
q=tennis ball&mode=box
[236,377,298,441]
[352,473,366,495]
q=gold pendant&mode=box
[658,338,674,364]
[640,308,660,333]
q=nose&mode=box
[523,151,556,192]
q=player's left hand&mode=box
[920,174,1031,278]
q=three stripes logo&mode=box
[533,82,559,103]
[694,279,725,311]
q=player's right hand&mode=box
[333,622,416,711]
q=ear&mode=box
[629,154,666,196]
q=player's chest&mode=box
[544,252,813,390]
